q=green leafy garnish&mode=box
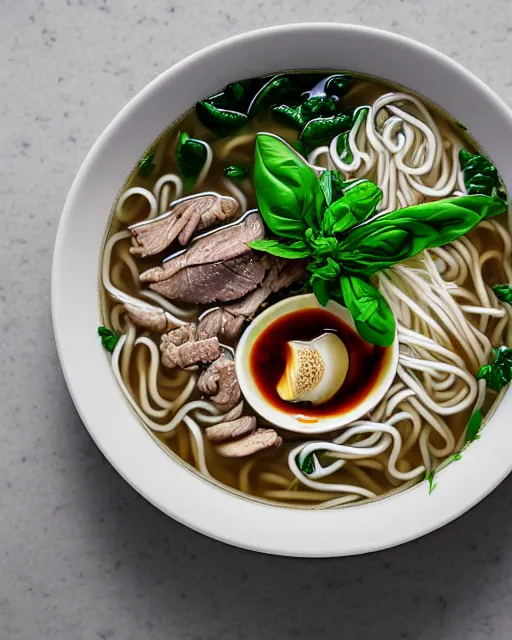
[425,471,437,494]
[454,120,467,131]
[224,165,249,181]
[493,284,512,305]
[300,113,352,147]
[460,149,503,197]
[249,134,507,347]
[248,75,296,115]
[298,453,315,475]
[98,326,118,353]
[465,409,483,444]
[477,346,512,392]
[196,101,248,135]
[137,142,157,177]
[176,132,208,191]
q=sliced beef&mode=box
[140,212,264,284]
[160,325,221,369]
[197,257,306,341]
[130,193,239,257]
[198,355,241,412]
[215,428,283,458]
[146,253,266,304]
[205,416,256,442]
[124,301,177,333]
[221,401,244,422]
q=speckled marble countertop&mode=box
[3,1,512,638]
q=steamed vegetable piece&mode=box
[176,132,209,190]
[98,326,118,353]
[249,134,507,347]
[477,346,512,392]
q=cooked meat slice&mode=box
[221,401,244,422]
[130,193,239,257]
[196,258,306,341]
[198,355,241,412]
[215,428,283,458]
[164,323,197,346]
[124,301,177,333]
[140,212,264,284]
[196,308,245,343]
[205,416,256,442]
[160,334,220,369]
[147,253,266,304]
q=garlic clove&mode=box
[276,333,349,405]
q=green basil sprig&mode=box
[477,346,512,392]
[176,132,209,191]
[248,134,507,347]
[493,284,512,305]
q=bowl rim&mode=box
[52,22,512,557]
[234,293,399,434]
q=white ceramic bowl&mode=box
[235,294,398,434]
[52,24,512,557]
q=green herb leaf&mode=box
[176,132,208,190]
[493,284,512,305]
[340,275,396,347]
[336,107,368,164]
[98,326,118,353]
[425,471,437,495]
[300,113,352,147]
[324,74,352,100]
[318,170,345,206]
[196,101,248,135]
[224,165,249,181]
[336,195,507,277]
[301,95,338,119]
[311,278,331,307]
[465,409,484,444]
[248,239,311,259]
[326,180,383,235]
[459,149,503,198]
[248,75,296,115]
[454,120,467,131]
[308,256,341,282]
[254,134,325,238]
[298,452,315,475]
[477,346,512,392]
[272,104,308,129]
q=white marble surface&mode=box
[2,1,512,638]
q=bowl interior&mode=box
[52,24,512,557]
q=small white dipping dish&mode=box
[235,294,399,434]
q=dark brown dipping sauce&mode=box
[249,307,390,418]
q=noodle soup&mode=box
[98,71,512,508]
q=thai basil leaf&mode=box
[336,195,507,277]
[327,180,383,234]
[254,134,325,238]
[272,104,308,129]
[224,165,249,181]
[340,275,396,347]
[308,256,341,281]
[493,284,512,305]
[459,149,503,198]
[248,239,311,259]
[318,170,345,206]
[465,409,483,444]
[477,346,512,392]
[196,101,248,134]
[176,132,208,190]
[98,326,118,353]
[300,113,352,147]
[311,278,331,307]
[304,229,338,257]
[248,75,296,115]
[301,95,338,119]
